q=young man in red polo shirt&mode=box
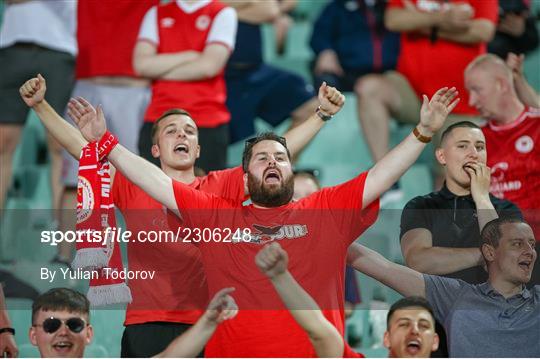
[65,80,459,356]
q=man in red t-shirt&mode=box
[134,0,237,172]
[355,0,497,191]
[465,53,540,285]
[69,79,459,356]
[20,75,342,356]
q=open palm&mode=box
[419,87,459,134]
[67,97,107,142]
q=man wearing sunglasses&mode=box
[29,288,93,358]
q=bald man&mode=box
[465,53,540,284]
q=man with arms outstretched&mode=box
[50,82,458,356]
[20,74,338,356]
[348,217,539,357]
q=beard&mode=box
[248,171,294,207]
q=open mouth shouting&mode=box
[405,339,422,356]
[174,143,189,154]
[52,340,74,355]
[264,168,282,185]
[518,259,532,273]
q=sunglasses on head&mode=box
[33,317,87,334]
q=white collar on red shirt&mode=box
[488,107,531,132]
[176,0,212,14]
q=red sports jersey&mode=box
[171,172,379,357]
[389,0,498,115]
[142,1,231,127]
[76,0,157,78]
[112,166,246,326]
[483,107,540,240]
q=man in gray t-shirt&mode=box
[347,217,539,357]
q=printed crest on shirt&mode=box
[245,224,308,244]
[77,176,94,224]
[196,15,210,30]
[489,162,522,198]
[161,17,175,28]
[515,135,534,154]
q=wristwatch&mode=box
[413,127,432,143]
[0,327,15,335]
[316,106,333,122]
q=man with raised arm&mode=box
[51,82,457,356]
[20,74,338,356]
[347,217,539,357]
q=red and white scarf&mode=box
[72,132,132,306]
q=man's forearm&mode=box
[134,50,200,79]
[108,145,177,211]
[474,197,498,231]
[406,246,482,275]
[347,243,426,297]
[438,20,495,44]
[282,113,324,158]
[0,286,11,328]
[271,272,343,357]
[33,100,86,158]
[385,8,441,32]
[364,131,427,208]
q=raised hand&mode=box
[19,74,46,107]
[419,87,459,136]
[67,97,107,142]
[318,82,345,116]
[506,52,525,78]
[205,287,238,324]
[0,331,18,358]
[255,242,289,279]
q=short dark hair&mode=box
[32,288,90,324]
[481,217,528,248]
[387,296,435,329]
[439,121,481,146]
[242,132,291,172]
[151,108,194,145]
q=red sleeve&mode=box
[200,166,247,203]
[112,171,128,210]
[307,171,379,243]
[388,0,404,9]
[172,179,234,226]
[343,343,365,358]
[472,0,498,23]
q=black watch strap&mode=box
[316,106,333,122]
[0,327,15,335]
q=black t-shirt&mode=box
[400,184,522,284]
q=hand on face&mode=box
[463,162,491,202]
